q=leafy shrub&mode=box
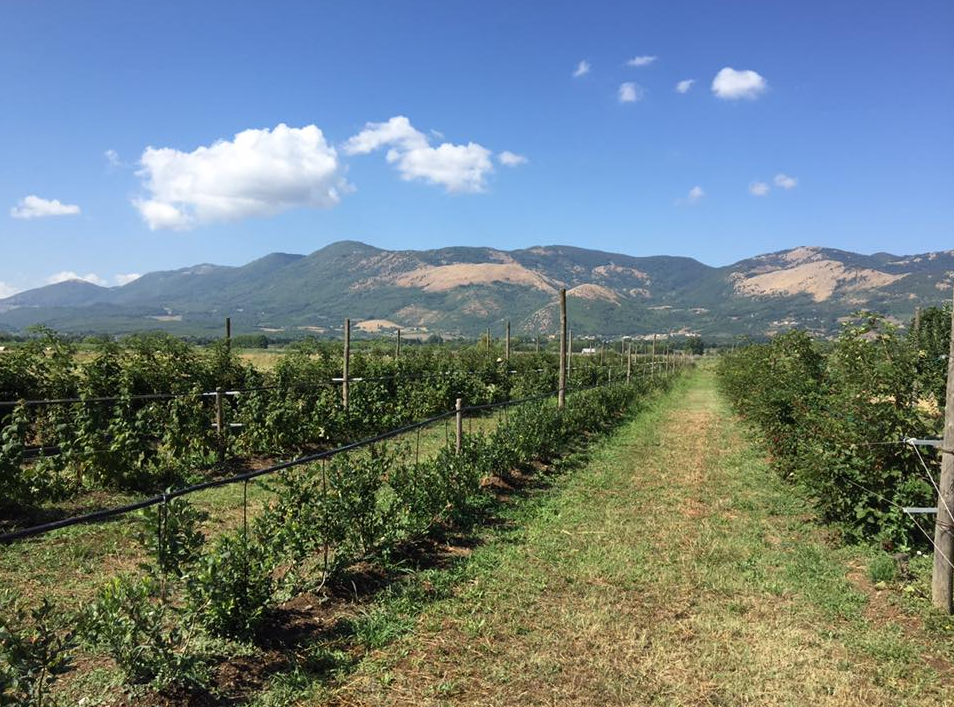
[325,445,405,560]
[81,575,204,688]
[186,532,274,640]
[717,314,945,546]
[0,597,75,707]
[139,495,207,578]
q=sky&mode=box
[1,0,952,297]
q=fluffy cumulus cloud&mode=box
[498,151,528,167]
[749,181,771,196]
[10,195,81,219]
[774,173,798,189]
[711,67,767,100]
[618,82,643,103]
[344,116,494,194]
[675,79,695,94]
[133,124,346,231]
[115,273,142,286]
[626,55,657,67]
[46,271,107,287]
[572,60,591,77]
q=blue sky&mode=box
[1,0,952,296]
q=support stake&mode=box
[342,318,350,412]
[932,288,954,613]
[558,288,567,409]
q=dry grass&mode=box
[733,259,907,302]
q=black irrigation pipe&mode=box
[0,376,643,545]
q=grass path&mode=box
[316,366,953,707]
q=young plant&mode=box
[186,532,274,640]
[139,495,207,578]
[81,575,204,689]
[0,597,75,707]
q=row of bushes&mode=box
[0,330,629,508]
[717,307,950,546]
[0,372,677,704]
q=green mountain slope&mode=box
[1,242,951,338]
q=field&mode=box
[1,307,952,705]
[0,329,681,705]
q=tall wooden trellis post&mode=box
[558,288,567,409]
[342,318,350,412]
[932,288,954,613]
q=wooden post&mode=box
[558,289,567,409]
[486,327,491,351]
[932,289,954,612]
[396,328,401,359]
[342,318,350,412]
[626,340,632,382]
[535,334,540,353]
[505,320,511,363]
[651,334,657,380]
[914,306,922,337]
[667,331,673,374]
[599,341,604,366]
[225,317,231,352]
[455,398,463,454]
[215,386,225,461]
[568,329,573,374]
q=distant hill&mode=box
[1,241,952,339]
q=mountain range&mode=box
[1,241,952,340]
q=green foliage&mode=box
[232,333,269,348]
[0,403,31,509]
[910,302,952,409]
[325,445,406,561]
[0,597,75,707]
[685,336,704,356]
[868,553,898,584]
[81,575,204,689]
[717,314,946,546]
[186,532,274,640]
[139,495,207,578]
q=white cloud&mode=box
[618,82,643,103]
[675,79,695,94]
[498,151,528,167]
[345,116,494,193]
[676,186,705,205]
[626,55,657,67]
[749,181,770,196]
[0,282,20,299]
[46,271,107,287]
[572,60,591,78]
[115,273,142,286]
[10,195,81,219]
[105,149,122,167]
[133,123,346,231]
[711,67,767,100]
[774,173,798,189]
